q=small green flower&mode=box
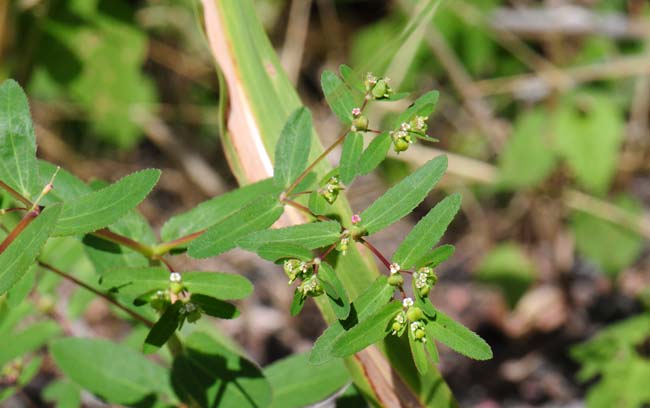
[391,130,413,153]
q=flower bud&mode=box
[320,176,342,204]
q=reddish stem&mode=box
[0,210,38,254]
[282,199,332,222]
[0,180,32,207]
[360,238,391,269]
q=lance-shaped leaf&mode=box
[308,190,330,215]
[264,352,350,408]
[408,326,429,375]
[339,132,363,185]
[393,193,461,269]
[184,271,253,300]
[394,90,439,127]
[0,321,61,366]
[43,380,81,408]
[50,338,174,405]
[309,276,394,364]
[101,267,168,297]
[426,309,492,360]
[358,155,447,234]
[238,220,341,252]
[0,79,40,200]
[274,107,312,187]
[53,169,160,236]
[188,195,284,258]
[322,70,357,124]
[171,331,272,408]
[191,294,240,319]
[161,178,280,242]
[0,205,61,295]
[424,332,440,363]
[414,244,455,269]
[257,243,313,262]
[359,131,391,175]
[332,301,401,358]
[318,262,350,320]
[143,302,182,354]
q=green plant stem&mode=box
[0,180,32,207]
[153,229,206,256]
[93,228,156,258]
[38,260,155,328]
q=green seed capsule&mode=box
[393,137,410,153]
[352,115,369,131]
[387,273,404,287]
[392,322,402,332]
[407,306,424,322]
[170,282,184,295]
[419,286,431,297]
[415,329,426,340]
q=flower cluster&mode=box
[319,175,343,204]
[284,258,323,297]
[390,116,429,153]
[365,73,393,100]
[179,300,202,323]
[413,266,438,297]
[350,107,369,132]
[391,297,427,342]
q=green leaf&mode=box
[310,276,394,364]
[264,352,350,408]
[143,302,181,354]
[426,309,492,360]
[290,289,306,316]
[414,244,455,268]
[191,294,240,319]
[53,169,160,236]
[332,301,401,358]
[571,195,643,276]
[171,331,272,408]
[161,178,280,242]
[0,79,40,199]
[184,271,253,300]
[188,194,284,258]
[408,326,429,375]
[553,92,623,195]
[101,266,168,297]
[498,109,556,189]
[393,193,461,269]
[0,205,61,295]
[322,70,357,124]
[359,155,447,234]
[257,243,313,262]
[238,220,341,252]
[339,132,363,185]
[274,107,313,187]
[50,337,173,405]
[394,91,439,127]
[424,332,440,364]
[43,380,82,408]
[318,262,350,320]
[308,190,330,215]
[339,64,365,93]
[359,132,391,175]
[0,321,61,366]
[476,242,536,308]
